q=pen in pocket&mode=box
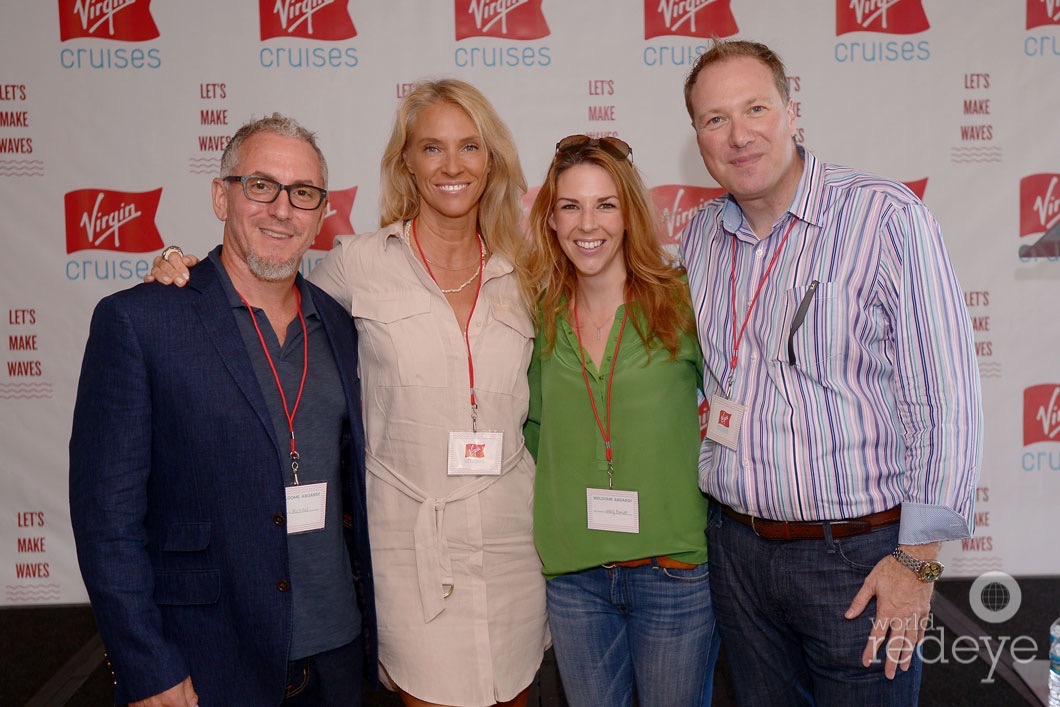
[787,280,820,365]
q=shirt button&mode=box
[276,579,290,592]
[743,459,751,468]
[751,352,759,361]
[273,514,285,526]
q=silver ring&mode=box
[160,245,184,261]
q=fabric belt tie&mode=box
[602,555,699,571]
[720,504,901,541]
[367,451,500,623]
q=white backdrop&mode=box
[1,0,1058,606]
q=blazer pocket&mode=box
[162,522,212,552]
[154,569,221,606]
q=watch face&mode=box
[919,561,944,582]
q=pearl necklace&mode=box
[408,219,485,295]
[439,255,483,294]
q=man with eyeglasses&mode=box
[69,113,375,706]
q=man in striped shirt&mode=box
[680,39,982,705]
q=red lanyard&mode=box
[725,219,796,394]
[237,287,308,484]
[572,298,629,489]
[411,218,486,430]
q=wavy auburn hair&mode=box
[518,139,693,357]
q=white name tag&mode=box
[447,430,504,476]
[705,394,746,451]
[586,488,640,533]
[285,481,327,534]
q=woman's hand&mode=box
[144,246,199,286]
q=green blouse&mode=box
[526,302,709,579]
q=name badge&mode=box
[586,488,640,533]
[447,430,504,476]
[285,481,327,534]
[705,394,746,451]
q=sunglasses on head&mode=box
[555,134,633,162]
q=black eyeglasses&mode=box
[555,134,633,162]
[223,175,327,210]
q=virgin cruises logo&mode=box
[650,185,725,246]
[836,0,930,35]
[64,188,163,253]
[644,0,738,39]
[1018,174,1060,258]
[58,0,159,41]
[260,0,357,40]
[454,0,549,40]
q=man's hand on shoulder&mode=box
[844,542,941,679]
[144,246,198,287]
[130,676,198,707]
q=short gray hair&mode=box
[219,112,328,186]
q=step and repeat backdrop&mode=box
[1,1,1058,606]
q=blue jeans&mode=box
[546,560,720,707]
[707,504,922,706]
[284,636,364,706]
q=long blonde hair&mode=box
[379,79,526,261]
[519,138,693,357]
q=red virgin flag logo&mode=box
[650,184,726,246]
[1018,173,1060,258]
[1027,0,1060,29]
[836,0,930,35]
[1019,174,1060,238]
[260,0,357,41]
[64,188,163,253]
[64,189,162,253]
[311,186,356,251]
[644,0,738,40]
[454,0,550,40]
[1024,385,1060,445]
[58,0,159,41]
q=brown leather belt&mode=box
[720,505,900,541]
[602,556,699,571]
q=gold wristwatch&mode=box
[891,547,944,582]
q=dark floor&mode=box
[1,577,1054,706]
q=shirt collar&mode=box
[387,219,515,280]
[720,145,824,237]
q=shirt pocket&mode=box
[776,281,838,379]
[473,298,533,398]
[353,291,443,388]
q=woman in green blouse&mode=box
[519,135,719,707]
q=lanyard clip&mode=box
[290,450,300,486]
[470,402,479,433]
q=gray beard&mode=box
[247,252,299,282]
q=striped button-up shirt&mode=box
[680,149,982,544]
